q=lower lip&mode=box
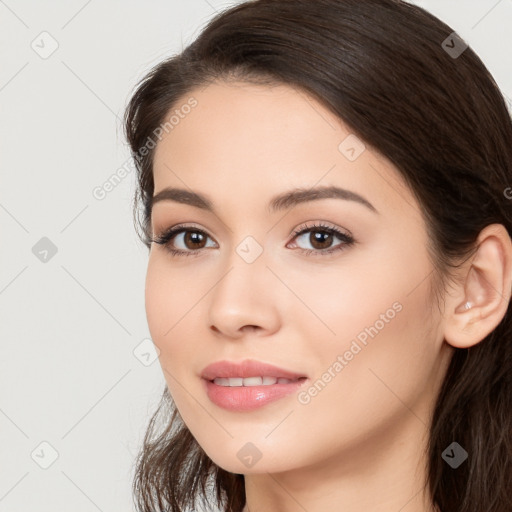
[203,378,308,411]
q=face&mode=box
[146,80,452,475]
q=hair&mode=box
[123,1,512,511]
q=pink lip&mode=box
[201,359,308,412]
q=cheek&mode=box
[144,260,168,344]
[144,255,193,357]
[311,274,435,414]
[144,253,214,400]
[281,245,430,349]
[261,284,437,469]
[286,239,437,408]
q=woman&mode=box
[123,1,512,511]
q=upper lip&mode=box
[201,359,307,381]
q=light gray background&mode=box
[1,1,511,511]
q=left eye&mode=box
[289,223,355,255]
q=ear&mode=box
[443,224,512,349]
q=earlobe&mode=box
[443,224,512,349]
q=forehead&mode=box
[151,81,415,218]
[153,81,342,169]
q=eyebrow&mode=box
[150,185,378,214]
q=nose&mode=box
[207,254,281,340]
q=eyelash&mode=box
[150,221,355,258]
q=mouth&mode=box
[200,359,309,411]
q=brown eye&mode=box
[182,231,207,250]
[151,225,216,257]
[290,222,355,256]
[307,230,334,250]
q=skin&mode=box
[145,81,512,512]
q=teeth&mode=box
[243,377,263,386]
[212,376,295,387]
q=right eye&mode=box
[151,224,217,257]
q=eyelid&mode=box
[151,223,218,246]
[152,222,214,241]
[153,220,350,240]
[289,220,353,239]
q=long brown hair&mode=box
[123,1,512,510]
